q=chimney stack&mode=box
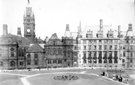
[118,25,121,38]
[100,19,103,30]
[66,24,69,31]
[17,27,21,36]
[128,24,132,31]
[3,24,8,36]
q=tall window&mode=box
[94,45,96,50]
[104,45,107,50]
[27,60,31,65]
[10,61,15,66]
[83,40,86,44]
[93,40,97,43]
[58,60,62,64]
[109,45,112,50]
[0,61,3,66]
[34,53,38,59]
[53,60,57,64]
[83,52,86,63]
[48,60,51,64]
[58,48,61,55]
[34,60,38,65]
[88,45,91,50]
[84,46,86,50]
[114,45,117,50]
[11,52,14,57]
[20,62,23,66]
[48,48,50,54]
[99,45,102,50]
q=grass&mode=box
[28,73,124,85]
[0,68,134,85]
[0,74,23,85]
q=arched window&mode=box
[10,61,15,66]
[0,61,3,66]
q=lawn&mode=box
[0,68,134,85]
[27,73,124,85]
[0,74,23,85]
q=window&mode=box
[104,40,107,43]
[114,59,118,63]
[130,45,133,50]
[53,60,57,64]
[84,46,86,50]
[109,45,112,50]
[122,59,125,63]
[123,52,125,57]
[99,45,102,50]
[88,45,91,50]
[114,40,118,43]
[104,45,107,50]
[27,60,31,65]
[20,62,23,66]
[93,40,97,43]
[94,45,96,50]
[68,51,70,57]
[99,40,102,43]
[34,53,38,58]
[58,48,62,55]
[130,59,133,63]
[58,60,62,64]
[34,60,38,65]
[109,59,112,63]
[10,61,15,66]
[89,40,92,43]
[48,60,51,64]
[0,61,3,66]
[83,52,86,63]
[99,59,102,63]
[11,52,14,57]
[114,45,117,50]
[53,48,56,54]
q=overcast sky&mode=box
[0,0,135,39]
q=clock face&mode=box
[27,29,30,32]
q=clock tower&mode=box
[23,1,35,43]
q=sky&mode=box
[0,0,135,39]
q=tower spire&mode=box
[28,0,30,4]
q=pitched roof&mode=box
[50,33,59,40]
[28,43,43,52]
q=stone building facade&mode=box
[44,33,64,68]
[0,25,18,70]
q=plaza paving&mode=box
[0,68,135,85]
